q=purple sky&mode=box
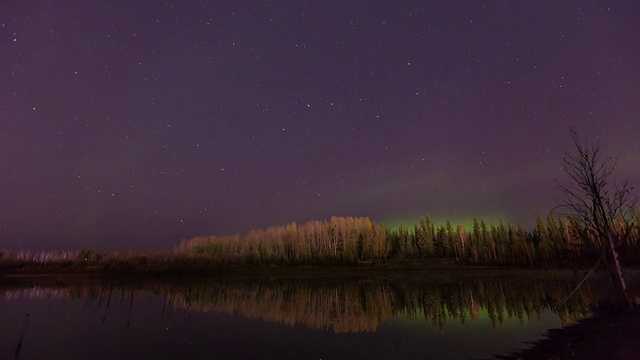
[2,1,639,251]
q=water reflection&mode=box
[171,278,589,333]
[0,278,632,358]
[1,274,625,334]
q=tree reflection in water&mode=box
[2,274,634,334]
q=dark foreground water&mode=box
[0,273,631,359]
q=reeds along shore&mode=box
[2,211,640,270]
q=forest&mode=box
[2,211,639,274]
[171,212,640,268]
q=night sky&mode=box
[2,1,639,251]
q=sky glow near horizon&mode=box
[1,1,639,251]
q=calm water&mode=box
[0,274,621,359]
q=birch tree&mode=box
[557,127,638,303]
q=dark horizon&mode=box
[2,1,639,252]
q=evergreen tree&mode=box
[535,213,552,261]
[445,220,456,258]
[416,214,435,257]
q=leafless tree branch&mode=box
[556,127,638,303]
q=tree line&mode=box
[173,210,640,267]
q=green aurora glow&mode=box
[381,214,510,232]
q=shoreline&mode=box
[2,260,636,281]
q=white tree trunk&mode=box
[607,232,627,294]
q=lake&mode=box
[0,272,630,359]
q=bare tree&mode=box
[557,127,638,303]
